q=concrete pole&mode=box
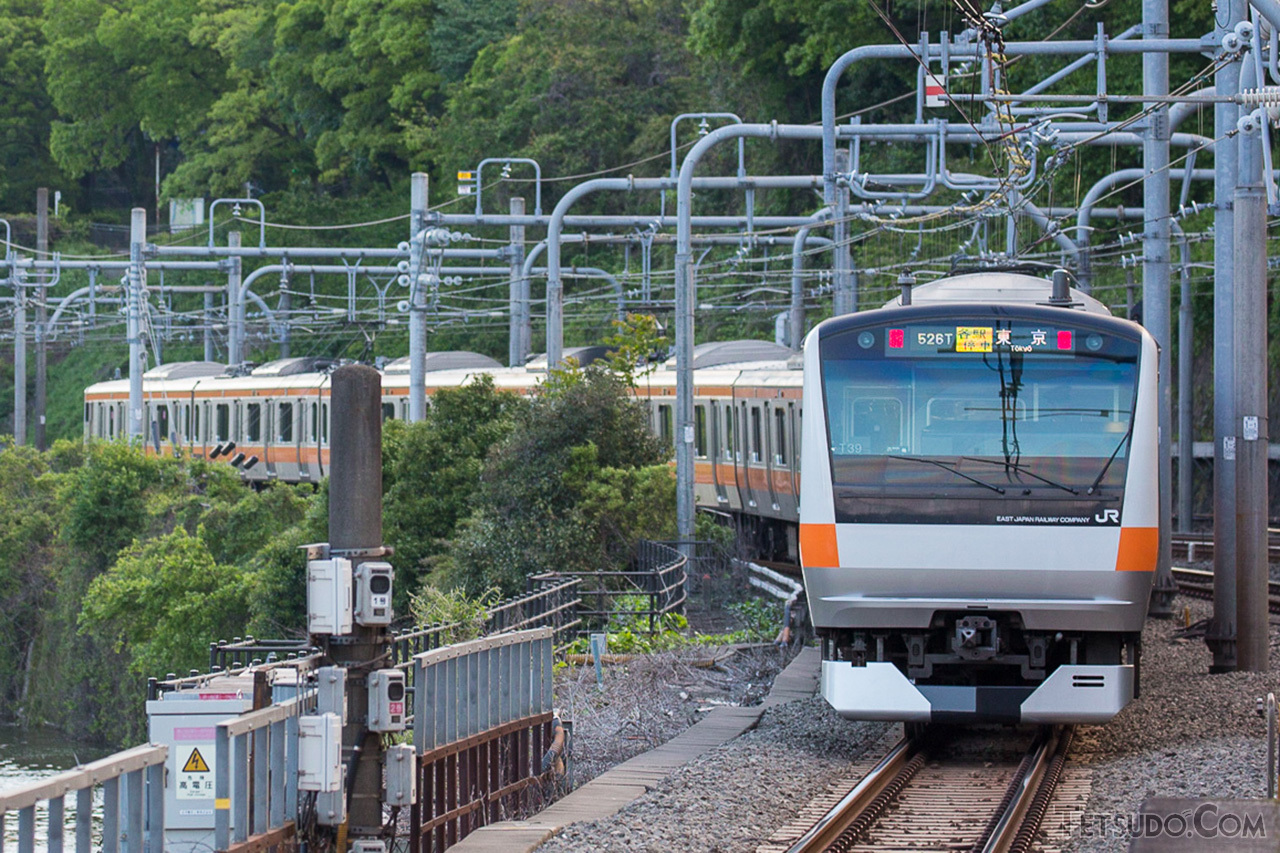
[226,231,242,366]
[508,197,526,366]
[408,172,428,422]
[1174,223,1194,532]
[1233,110,1269,672]
[1143,0,1176,618]
[203,292,214,362]
[34,188,47,451]
[13,276,24,445]
[325,365,388,837]
[127,208,146,440]
[1211,4,1243,671]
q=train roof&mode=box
[883,272,1111,315]
[142,361,226,380]
[383,351,502,374]
[662,339,797,371]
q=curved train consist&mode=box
[84,270,1158,725]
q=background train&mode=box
[800,271,1158,725]
[83,340,807,561]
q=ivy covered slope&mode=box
[3,353,677,746]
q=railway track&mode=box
[763,726,1075,853]
[1171,565,1280,614]
[1170,530,1280,563]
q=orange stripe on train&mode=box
[1115,527,1158,571]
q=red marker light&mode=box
[888,329,905,349]
[1057,330,1073,350]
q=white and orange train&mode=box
[83,341,808,560]
[85,270,1159,725]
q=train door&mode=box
[707,401,729,507]
[761,401,780,512]
[725,398,745,511]
[786,402,800,516]
[738,399,756,509]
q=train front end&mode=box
[800,289,1158,725]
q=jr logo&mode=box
[1094,509,1120,524]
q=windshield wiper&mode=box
[887,455,1006,494]
[960,456,1079,495]
[1087,421,1135,495]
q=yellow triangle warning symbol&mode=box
[182,748,210,773]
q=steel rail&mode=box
[783,735,923,853]
[978,726,1074,853]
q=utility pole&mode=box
[1143,0,1176,617]
[323,365,390,839]
[13,268,25,446]
[508,197,526,366]
[832,148,854,316]
[227,231,242,367]
[34,188,47,451]
[408,172,428,422]
[127,208,146,440]
[1233,101,1269,671]
[1210,0,1244,672]
[203,292,215,362]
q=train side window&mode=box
[156,405,170,443]
[694,405,707,458]
[108,406,115,439]
[321,403,329,445]
[215,404,230,442]
[750,407,763,463]
[247,403,262,443]
[774,407,787,465]
[310,403,318,442]
[193,405,201,442]
[723,404,735,460]
[382,402,395,422]
[83,402,90,428]
[279,402,294,442]
[658,404,673,447]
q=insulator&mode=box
[1239,87,1280,106]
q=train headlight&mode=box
[1085,334,1104,352]
[857,331,875,350]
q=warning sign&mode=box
[176,746,215,800]
[182,748,210,773]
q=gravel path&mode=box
[533,594,1280,853]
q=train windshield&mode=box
[820,318,1141,522]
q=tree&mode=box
[79,526,252,678]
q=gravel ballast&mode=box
[532,596,1280,852]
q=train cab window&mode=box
[215,404,230,442]
[156,405,170,444]
[246,403,262,443]
[750,407,763,463]
[658,404,673,447]
[774,407,787,465]
[278,403,294,442]
[382,402,396,422]
[694,406,708,458]
[321,403,329,445]
[84,403,90,428]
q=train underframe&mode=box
[818,613,1142,724]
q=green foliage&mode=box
[604,314,666,388]
[382,376,518,604]
[408,584,499,644]
[79,527,252,679]
[444,366,669,594]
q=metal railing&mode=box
[411,627,556,851]
[529,540,687,634]
[0,744,167,853]
[214,693,313,853]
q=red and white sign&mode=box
[925,73,947,108]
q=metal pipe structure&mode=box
[1143,0,1176,618]
[409,172,428,422]
[820,37,1208,204]
[790,209,834,350]
[1171,221,1194,534]
[1212,5,1243,671]
[1234,76,1269,671]
[12,266,24,445]
[544,174,823,367]
[128,208,146,440]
